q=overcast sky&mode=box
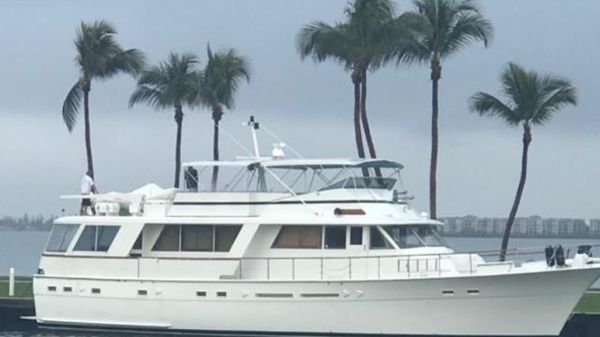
[0,0,599,219]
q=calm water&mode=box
[1,231,600,337]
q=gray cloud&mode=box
[0,0,599,219]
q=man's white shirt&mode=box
[81,174,94,194]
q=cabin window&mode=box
[73,225,120,252]
[383,225,445,248]
[370,227,393,249]
[215,226,242,252]
[153,225,241,252]
[272,225,322,249]
[153,225,180,251]
[182,225,213,251]
[324,226,346,249]
[46,224,79,252]
[384,226,421,248]
[132,233,143,250]
[350,227,363,245]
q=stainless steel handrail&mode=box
[232,243,600,281]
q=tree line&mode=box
[61,0,578,261]
[0,215,54,231]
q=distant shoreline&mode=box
[442,233,600,240]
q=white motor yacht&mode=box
[33,117,600,336]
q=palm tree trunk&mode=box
[352,70,368,177]
[83,83,94,179]
[429,56,441,220]
[211,106,223,192]
[499,124,532,261]
[360,68,381,178]
[173,104,184,188]
[352,71,366,159]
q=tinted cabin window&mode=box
[132,233,143,250]
[384,226,421,248]
[215,226,241,252]
[153,225,180,251]
[97,226,119,251]
[182,225,213,251]
[272,226,322,249]
[350,227,362,245]
[153,225,241,252]
[74,226,96,251]
[324,226,346,249]
[74,225,120,252]
[382,225,446,248]
[46,224,79,252]
[370,227,393,249]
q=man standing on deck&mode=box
[80,170,98,215]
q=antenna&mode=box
[247,116,260,158]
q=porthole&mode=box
[47,286,56,292]
[441,289,454,296]
[196,291,206,297]
[91,288,101,294]
[217,291,227,297]
[63,286,73,293]
[138,289,148,296]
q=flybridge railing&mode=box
[229,244,600,281]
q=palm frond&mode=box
[473,62,577,128]
[196,46,251,110]
[532,81,577,125]
[130,52,200,111]
[296,22,352,68]
[388,12,432,65]
[442,12,493,57]
[62,81,83,132]
[129,86,166,109]
[408,0,492,61]
[470,91,520,126]
[101,48,146,79]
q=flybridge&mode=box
[180,116,408,195]
[63,116,412,216]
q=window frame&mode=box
[324,226,347,249]
[271,225,324,249]
[349,226,363,245]
[73,225,120,252]
[45,224,80,253]
[152,224,241,253]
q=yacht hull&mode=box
[34,266,600,337]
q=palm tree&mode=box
[62,20,145,178]
[297,0,401,166]
[470,63,577,261]
[397,0,493,219]
[129,53,199,188]
[194,44,250,191]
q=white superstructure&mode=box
[33,118,600,336]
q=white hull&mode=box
[34,266,600,336]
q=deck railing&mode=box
[231,244,600,281]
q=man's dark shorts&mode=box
[81,198,91,207]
